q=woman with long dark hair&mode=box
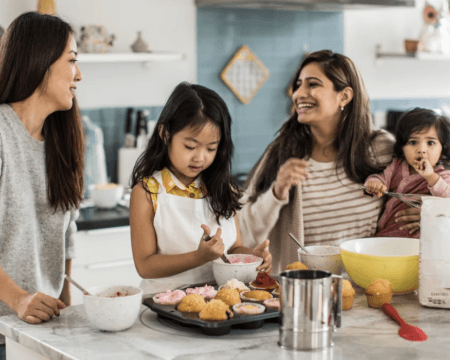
[0,11,84,354]
[238,50,420,273]
[130,82,272,295]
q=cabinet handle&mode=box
[85,259,135,270]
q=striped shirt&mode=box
[302,159,382,245]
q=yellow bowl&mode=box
[339,237,419,294]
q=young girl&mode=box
[364,108,450,238]
[129,82,272,295]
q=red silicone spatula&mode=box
[382,303,428,341]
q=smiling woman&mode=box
[0,11,84,356]
[238,50,400,274]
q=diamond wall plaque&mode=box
[221,45,270,105]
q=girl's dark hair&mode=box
[247,50,385,202]
[394,107,450,166]
[131,82,241,222]
[0,12,84,212]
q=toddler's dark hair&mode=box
[394,107,450,166]
[131,82,241,223]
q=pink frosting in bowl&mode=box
[226,254,262,264]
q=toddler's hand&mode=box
[253,239,272,274]
[413,158,439,186]
[364,181,387,197]
[197,225,225,262]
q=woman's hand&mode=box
[197,225,225,262]
[365,181,387,197]
[273,158,310,200]
[14,292,66,324]
[253,239,272,274]
[395,207,421,234]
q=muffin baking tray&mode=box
[142,284,279,336]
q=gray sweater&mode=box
[0,104,77,330]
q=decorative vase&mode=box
[37,0,56,15]
[130,32,150,53]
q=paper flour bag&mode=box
[419,197,450,308]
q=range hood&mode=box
[195,0,415,11]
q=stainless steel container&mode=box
[278,270,342,351]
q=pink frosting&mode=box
[154,289,185,303]
[228,254,262,264]
[185,285,217,299]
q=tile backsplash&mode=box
[81,106,162,184]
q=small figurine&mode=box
[418,1,450,55]
[77,25,115,53]
[130,31,150,53]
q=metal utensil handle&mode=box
[288,232,309,254]
[202,234,230,264]
[332,274,343,329]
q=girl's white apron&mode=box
[140,171,237,296]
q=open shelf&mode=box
[376,44,450,61]
[77,52,184,63]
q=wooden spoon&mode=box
[382,303,428,341]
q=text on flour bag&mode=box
[419,197,450,308]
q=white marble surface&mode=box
[0,284,450,360]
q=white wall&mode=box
[0,0,197,108]
[344,0,450,100]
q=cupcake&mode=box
[152,289,186,305]
[365,279,393,308]
[342,279,355,310]
[233,302,265,315]
[219,278,250,293]
[185,285,217,300]
[198,299,233,321]
[285,261,308,270]
[177,294,206,312]
[240,290,273,303]
[214,288,241,306]
[249,272,279,291]
[263,298,280,310]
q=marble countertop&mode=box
[0,285,449,360]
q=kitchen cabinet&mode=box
[71,226,142,305]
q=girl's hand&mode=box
[273,158,310,200]
[197,225,225,262]
[413,159,440,187]
[253,239,272,274]
[365,181,387,197]
[15,292,66,324]
[395,207,421,234]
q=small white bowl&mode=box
[89,183,124,209]
[212,254,263,286]
[298,245,344,275]
[83,285,143,332]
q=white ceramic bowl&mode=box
[212,254,263,286]
[89,184,124,208]
[83,285,143,331]
[298,245,344,275]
